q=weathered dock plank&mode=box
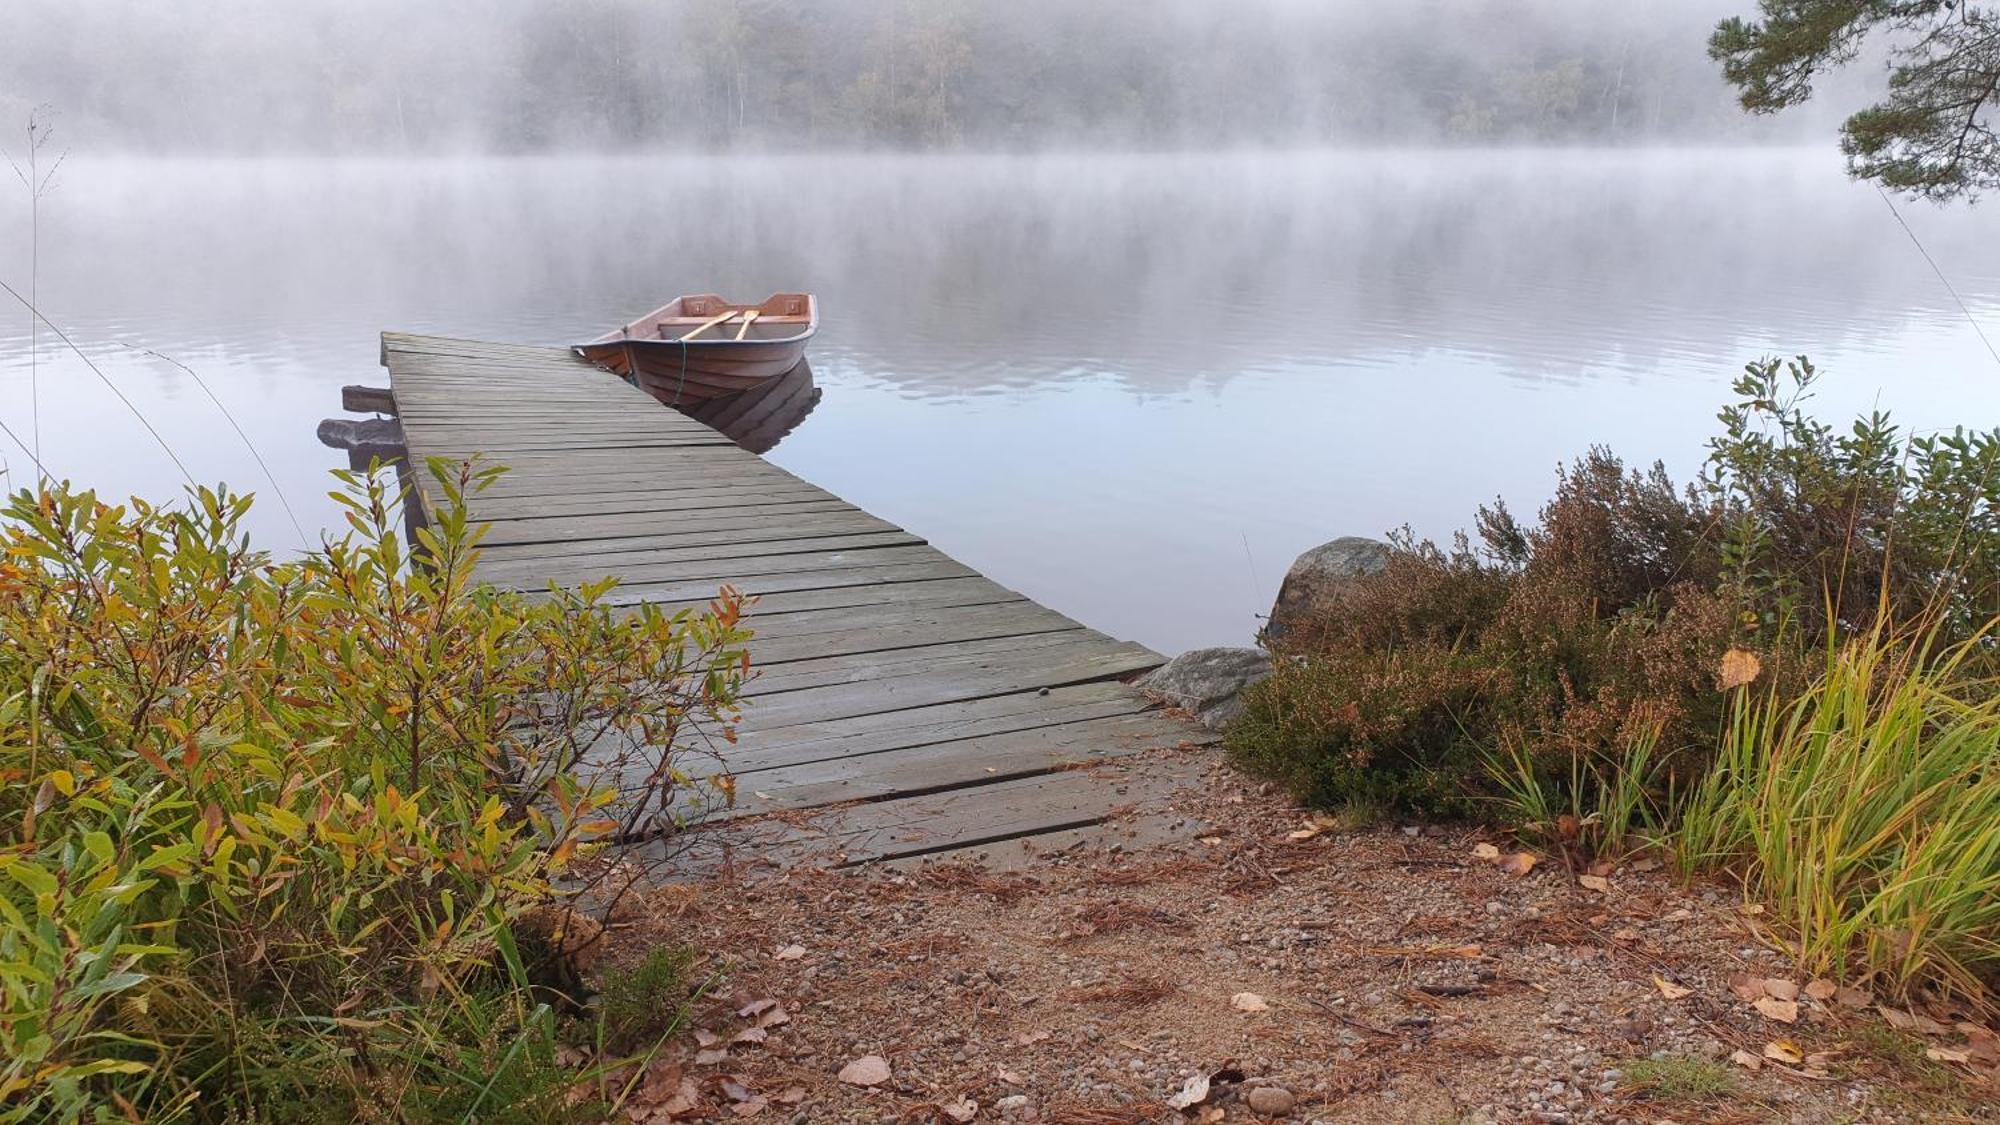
[380,332,1208,865]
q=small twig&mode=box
[1301,995,1401,1038]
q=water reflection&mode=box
[678,358,822,455]
[3,150,1997,651]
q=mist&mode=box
[5,0,1862,153]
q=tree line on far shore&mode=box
[7,0,1827,152]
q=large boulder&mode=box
[1142,646,1272,731]
[1264,536,1391,644]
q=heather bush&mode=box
[1231,358,2000,839]
[0,462,749,1121]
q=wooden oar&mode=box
[673,309,740,342]
[733,310,761,340]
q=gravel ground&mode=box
[589,749,1999,1123]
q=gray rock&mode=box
[1264,536,1391,643]
[1141,646,1271,730]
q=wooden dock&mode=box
[379,333,1210,867]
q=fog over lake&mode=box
[1,149,1997,651]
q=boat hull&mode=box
[576,338,811,404]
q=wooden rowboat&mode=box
[574,293,818,406]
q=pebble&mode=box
[1247,1085,1297,1116]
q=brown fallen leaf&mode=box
[660,1078,702,1116]
[1165,1072,1211,1110]
[1472,842,1502,861]
[1763,1039,1804,1064]
[1718,647,1763,690]
[1752,996,1800,1024]
[837,1055,891,1087]
[1501,851,1539,876]
[1804,979,1837,1002]
[1730,1048,1763,1070]
[1230,992,1270,1013]
[1652,975,1692,1000]
[1762,979,1800,1002]
[1577,874,1612,893]
[1878,1006,1951,1035]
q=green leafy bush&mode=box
[0,461,749,1121]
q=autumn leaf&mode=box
[1718,647,1762,689]
[1761,979,1799,1002]
[1652,975,1692,1000]
[838,1055,891,1087]
[1752,996,1799,1023]
[1165,1072,1211,1110]
[1763,1039,1804,1064]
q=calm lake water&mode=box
[2,149,1997,652]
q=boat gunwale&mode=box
[580,293,820,350]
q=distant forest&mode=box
[7,0,1852,151]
